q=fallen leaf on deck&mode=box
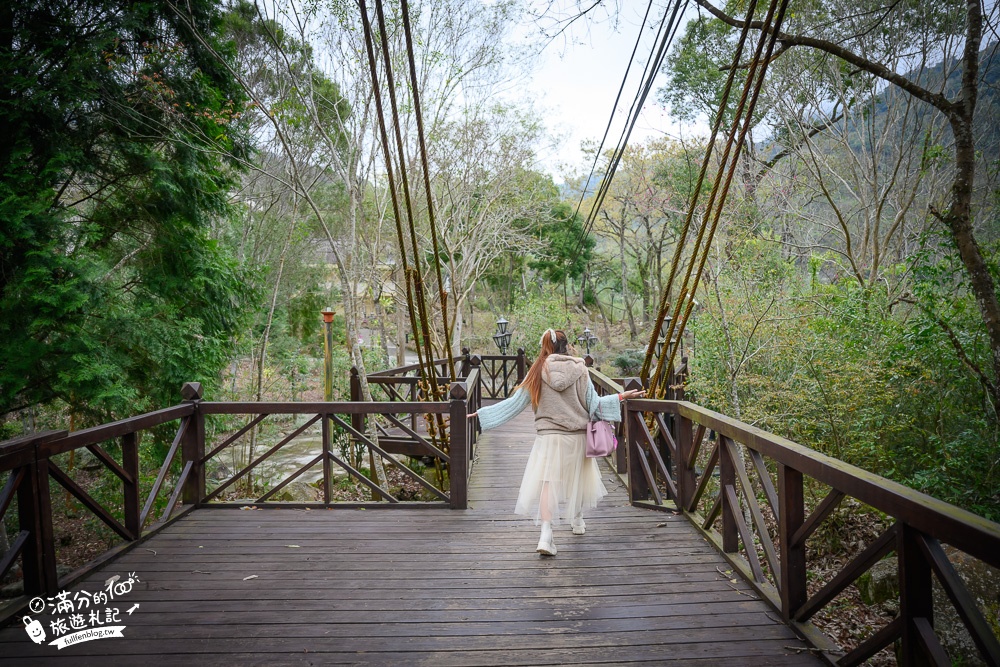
[243,575,258,581]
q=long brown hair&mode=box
[518,329,569,408]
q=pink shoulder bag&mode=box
[586,420,617,458]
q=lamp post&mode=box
[655,315,673,360]
[493,317,513,397]
[577,327,598,355]
[492,317,512,355]
[321,308,335,402]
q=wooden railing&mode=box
[472,349,527,399]
[623,398,1000,666]
[0,375,483,609]
[0,394,198,602]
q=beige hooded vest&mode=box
[534,354,591,435]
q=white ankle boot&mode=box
[571,516,586,535]
[536,521,557,556]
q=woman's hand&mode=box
[467,412,477,419]
[620,389,645,400]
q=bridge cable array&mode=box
[571,0,690,261]
[643,0,792,399]
[568,0,658,225]
[358,0,455,448]
[357,0,457,382]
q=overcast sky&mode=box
[517,2,699,182]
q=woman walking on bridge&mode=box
[469,329,643,556]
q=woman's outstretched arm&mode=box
[586,380,645,422]
[467,387,531,431]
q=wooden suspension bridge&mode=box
[0,352,998,665]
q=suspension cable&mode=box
[571,0,689,261]
[638,0,760,381]
[357,0,430,383]
[649,0,792,399]
[400,0,456,380]
[372,0,444,401]
[569,0,656,224]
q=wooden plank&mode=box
[140,417,188,526]
[256,453,322,502]
[42,406,192,455]
[667,400,1000,566]
[748,447,779,521]
[0,406,821,665]
[0,466,25,519]
[85,443,131,483]
[202,415,319,503]
[200,414,267,464]
[792,488,844,547]
[837,616,902,667]
[724,437,781,581]
[794,524,897,622]
[0,430,65,469]
[724,483,764,582]
[160,460,192,523]
[917,534,1000,664]
[688,440,719,512]
[0,530,28,580]
[199,401,450,415]
[0,647,818,667]
[913,617,951,667]
[48,461,131,541]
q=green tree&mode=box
[665,0,1000,411]
[529,202,595,290]
[0,1,255,426]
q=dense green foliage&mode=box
[685,229,1000,520]
[0,1,256,428]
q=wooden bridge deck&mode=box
[1,409,821,665]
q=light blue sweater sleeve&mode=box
[476,388,531,431]
[586,379,623,422]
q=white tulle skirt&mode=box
[514,432,609,526]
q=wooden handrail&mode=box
[367,357,454,377]
[650,400,1000,564]
[623,397,1000,665]
[199,401,450,414]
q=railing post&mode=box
[719,435,739,553]
[516,348,526,383]
[31,457,58,594]
[676,411,696,512]
[181,382,205,505]
[6,431,64,596]
[350,366,362,402]
[122,432,140,539]
[449,381,469,509]
[15,460,45,596]
[779,464,806,622]
[470,356,482,440]
[321,412,332,504]
[614,378,628,474]
[350,367,365,443]
[459,347,471,377]
[623,378,649,503]
[677,356,688,401]
[898,523,934,665]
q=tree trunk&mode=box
[942,122,1000,407]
